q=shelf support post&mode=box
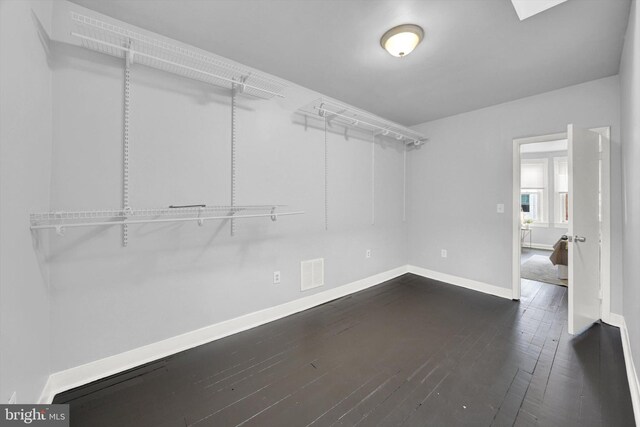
[230,82,238,236]
[372,131,375,225]
[324,114,328,231]
[403,143,407,222]
[122,40,133,246]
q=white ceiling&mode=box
[69,0,631,126]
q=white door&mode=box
[567,124,601,335]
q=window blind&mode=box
[521,162,546,188]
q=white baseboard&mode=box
[38,377,55,405]
[620,317,640,424]
[39,265,409,404]
[603,312,624,328]
[522,243,554,251]
[407,265,513,300]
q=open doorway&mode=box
[519,138,569,288]
[512,127,612,333]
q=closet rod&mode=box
[315,106,425,145]
[70,32,285,99]
[30,211,305,231]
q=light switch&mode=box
[496,203,505,213]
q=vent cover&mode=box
[301,258,324,291]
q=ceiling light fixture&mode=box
[380,24,424,58]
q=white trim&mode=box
[604,312,624,328]
[527,223,551,228]
[620,317,640,424]
[408,265,513,300]
[593,127,612,325]
[38,379,55,404]
[513,139,521,300]
[522,243,554,251]
[39,265,409,404]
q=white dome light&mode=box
[380,24,424,58]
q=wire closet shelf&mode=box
[69,12,288,99]
[30,205,305,235]
[299,98,428,146]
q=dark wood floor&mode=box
[54,274,635,427]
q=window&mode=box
[521,159,548,224]
[554,157,569,224]
[521,191,543,222]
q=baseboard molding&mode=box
[603,312,624,328]
[38,377,55,405]
[620,317,640,424]
[38,265,409,404]
[407,265,513,300]
[522,243,554,251]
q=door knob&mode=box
[574,235,586,242]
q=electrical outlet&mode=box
[441,249,447,258]
[496,203,505,213]
[366,249,372,258]
[8,391,16,404]
[273,271,281,284]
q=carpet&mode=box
[521,254,568,287]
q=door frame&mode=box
[511,127,611,323]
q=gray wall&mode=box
[0,0,53,403]
[621,0,640,381]
[408,76,624,314]
[520,150,569,247]
[46,3,407,372]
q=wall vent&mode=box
[301,258,324,291]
